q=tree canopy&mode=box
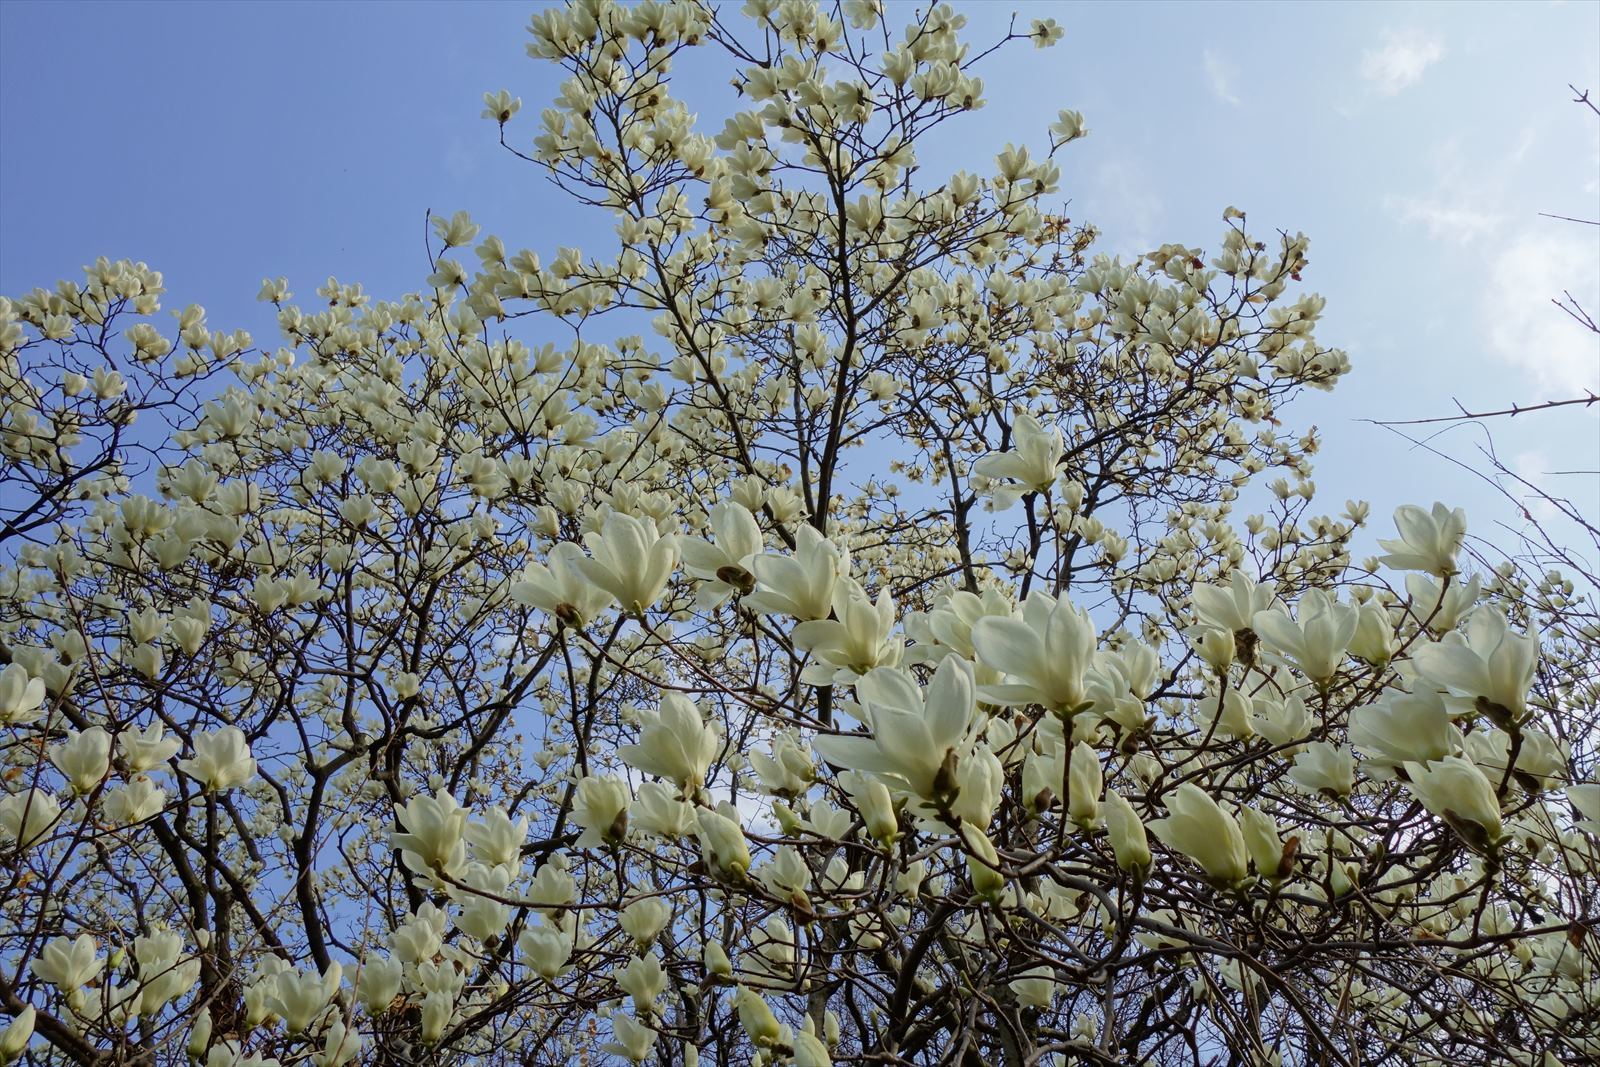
[1,2,1596,1066]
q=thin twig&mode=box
[1369,393,1600,426]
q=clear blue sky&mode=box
[3,0,1597,561]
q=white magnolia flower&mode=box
[618,693,720,791]
[31,933,101,989]
[1287,743,1354,797]
[603,1012,658,1063]
[1411,607,1539,721]
[734,986,782,1047]
[619,897,671,946]
[1377,502,1467,577]
[1404,573,1481,633]
[972,410,1062,507]
[1191,570,1278,635]
[357,956,403,1013]
[1464,727,1567,792]
[1252,590,1357,685]
[743,525,849,621]
[1347,600,1399,666]
[0,1006,34,1063]
[680,500,763,606]
[519,920,574,979]
[632,781,695,839]
[464,806,529,870]
[971,592,1097,713]
[1066,741,1102,827]
[511,541,616,626]
[572,776,631,848]
[0,663,46,724]
[0,789,61,849]
[792,582,902,684]
[178,726,256,792]
[574,511,679,614]
[271,962,342,1034]
[1010,965,1057,1008]
[119,722,181,773]
[1148,783,1249,884]
[1568,783,1600,837]
[1403,756,1503,846]
[315,1019,362,1067]
[51,727,111,794]
[104,776,167,825]
[1103,790,1151,873]
[392,789,468,877]
[812,658,979,805]
[1350,689,1459,773]
[695,804,751,879]
[1238,806,1288,879]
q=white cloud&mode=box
[1087,158,1163,255]
[1384,194,1503,244]
[1361,30,1445,96]
[1510,450,1562,523]
[1203,49,1240,106]
[1485,229,1600,397]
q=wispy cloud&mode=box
[1383,194,1503,244]
[1361,30,1445,96]
[1485,229,1600,396]
[1203,48,1240,106]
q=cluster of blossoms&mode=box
[1,2,1596,1065]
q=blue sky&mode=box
[3,0,1596,563]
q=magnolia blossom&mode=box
[680,500,763,605]
[392,789,469,877]
[1253,590,1357,685]
[0,788,60,849]
[51,727,111,794]
[1350,689,1459,772]
[972,410,1062,507]
[695,805,752,880]
[812,658,979,806]
[743,525,848,621]
[0,1007,33,1062]
[1287,743,1354,797]
[511,541,616,626]
[270,962,342,1034]
[0,1,1583,1060]
[0,663,45,724]
[792,582,902,683]
[618,693,720,791]
[1411,607,1539,721]
[572,776,631,848]
[1238,807,1288,880]
[1148,783,1249,884]
[1403,756,1504,846]
[31,933,101,989]
[971,592,1097,713]
[119,722,181,772]
[574,511,679,614]
[178,726,255,792]
[1377,502,1467,577]
[603,1013,658,1063]
[1103,789,1151,873]
[1191,570,1278,635]
[519,920,574,979]
[1066,741,1102,827]
[104,776,167,824]
[1405,573,1481,633]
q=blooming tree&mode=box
[2,2,1597,1066]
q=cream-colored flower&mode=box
[1148,783,1248,883]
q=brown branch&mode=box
[1370,392,1600,426]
